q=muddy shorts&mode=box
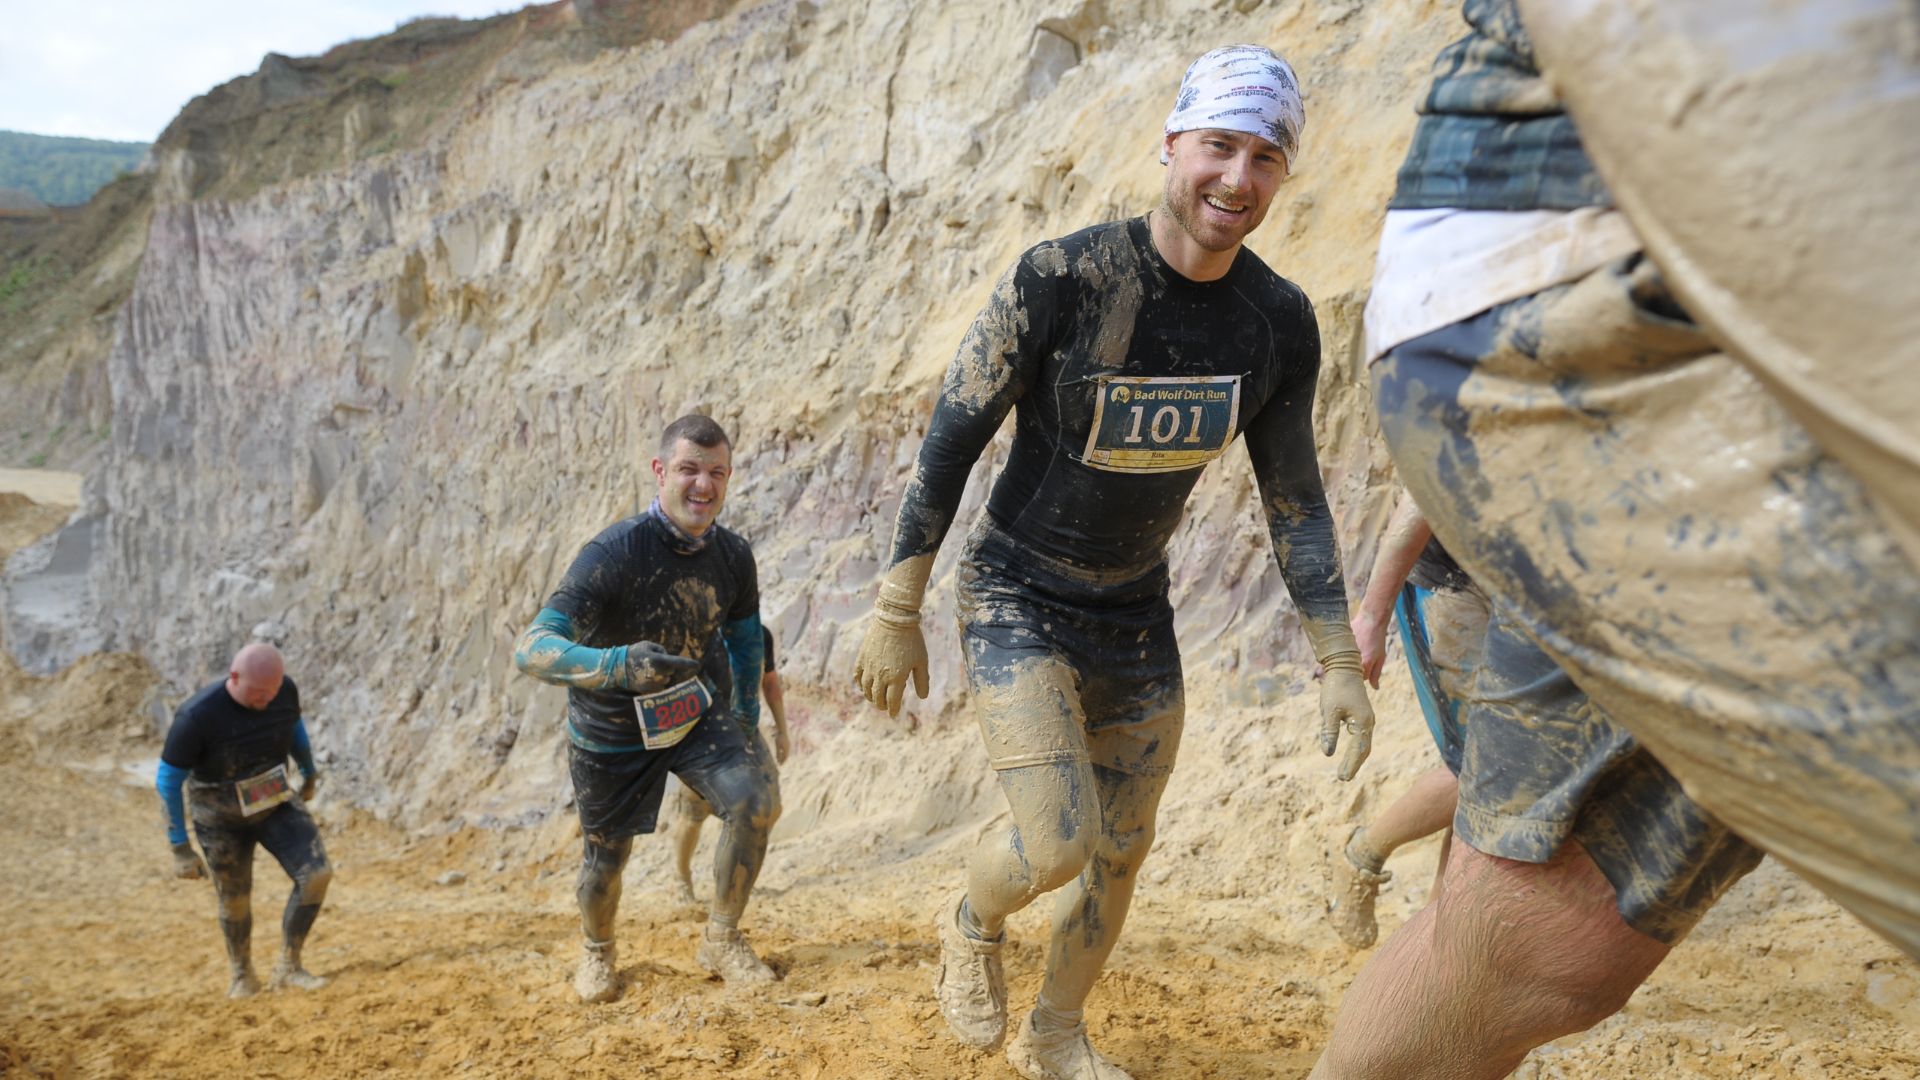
[1392,576,1491,774]
[675,718,776,824]
[569,711,771,845]
[1455,607,1762,942]
[1374,253,1920,951]
[954,519,1183,778]
[189,784,329,888]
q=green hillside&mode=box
[0,131,149,207]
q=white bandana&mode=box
[1162,45,1304,167]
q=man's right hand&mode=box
[171,842,207,880]
[853,613,929,719]
[618,642,702,693]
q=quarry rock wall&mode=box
[21,0,1456,826]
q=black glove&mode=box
[618,641,702,693]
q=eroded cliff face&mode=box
[51,0,1452,826]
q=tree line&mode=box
[0,130,150,208]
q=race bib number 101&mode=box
[1081,375,1242,474]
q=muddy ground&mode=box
[2,484,1916,1079]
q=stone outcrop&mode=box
[11,0,1454,826]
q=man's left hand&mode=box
[1317,652,1375,781]
[299,773,320,802]
[773,728,790,765]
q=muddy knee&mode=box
[717,779,781,837]
[576,838,631,916]
[217,891,253,923]
[1098,818,1155,881]
[1015,803,1101,895]
[294,863,333,905]
[741,783,782,835]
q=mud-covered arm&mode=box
[1245,297,1375,781]
[1243,301,1356,659]
[721,614,764,724]
[513,607,632,689]
[878,255,1059,605]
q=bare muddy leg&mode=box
[1329,767,1460,953]
[942,656,1100,1054]
[670,784,710,908]
[1352,766,1458,869]
[966,759,1101,936]
[1310,838,1668,1080]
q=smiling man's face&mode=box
[652,437,732,536]
[1159,127,1289,256]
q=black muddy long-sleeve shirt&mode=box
[888,215,1347,623]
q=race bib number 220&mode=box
[1081,375,1242,474]
[636,676,712,751]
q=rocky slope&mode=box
[6,0,1448,827]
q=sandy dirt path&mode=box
[0,751,1916,1080]
[1,482,1916,1079]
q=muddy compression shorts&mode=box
[955,521,1184,778]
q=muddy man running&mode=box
[854,43,1375,1080]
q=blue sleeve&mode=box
[721,614,764,724]
[289,718,316,779]
[156,760,190,845]
[513,607,630,689]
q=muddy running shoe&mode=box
[573,939,620,1003]
[673,876,700,909]
[1006,1009,1134,1080]
[1327,824,1393,949]
[270,960,329,992]
[933,891,1007,1050]
[697,927,777,984]
[227,969,262,1000]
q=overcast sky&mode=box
[2,1,523,143]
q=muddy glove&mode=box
[618,642,702,694]
[1304,617,1375,781]
[853,556,933,718]
[1319,652,1375,781]
[171,841,208,880]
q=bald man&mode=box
[156,642,332,998]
